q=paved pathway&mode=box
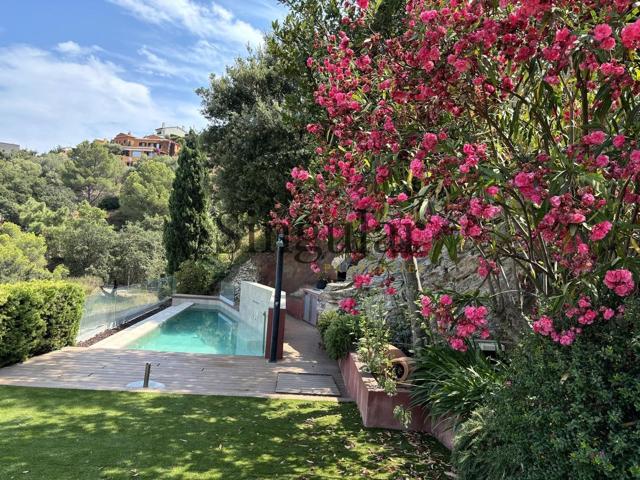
[0,316,348,401]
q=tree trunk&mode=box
[401,256,427,351]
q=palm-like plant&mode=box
[410,344,505,422]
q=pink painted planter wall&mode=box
[339,352,455,449]
[286,296,304,320]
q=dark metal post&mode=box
[269,234,285,362]
[143,362,151,388]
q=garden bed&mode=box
[339,352,455,449]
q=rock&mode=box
[222,258,259,303]
[314,247,513,344]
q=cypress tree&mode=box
[164,132,213,274]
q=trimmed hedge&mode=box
[0,281,85,366]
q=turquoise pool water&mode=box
[125,306,265,356]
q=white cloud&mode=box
[137,40,228,80]
[0,45,205,152]
[109,0,264,46]
[138,46,179,77]
[55,41,102,56]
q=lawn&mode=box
[0,386,451,479]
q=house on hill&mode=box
[111,132,181,166]
[155,123,186,139]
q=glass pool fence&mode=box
[77,276,175,342]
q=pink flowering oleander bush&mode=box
[274,0,640,349]
[452,300,640,479]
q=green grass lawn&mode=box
[0,386,451,479]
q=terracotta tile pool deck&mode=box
[0,315,348,401]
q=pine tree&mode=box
[164,133,213,274]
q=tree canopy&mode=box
[0,222,50,283]
[119,158,175,222]
[198,50,311,225]
[63,141,124,206]
[164,133,213,274]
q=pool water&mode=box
[125,306,265,356]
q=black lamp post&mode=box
[269,234,285,362]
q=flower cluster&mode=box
[274,0,640,348]
[420,295,490,351]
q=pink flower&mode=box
[600,62,625,76]
[356,0,369,9]
[486,186,499,196]
[600,37,616,50]
[613,135,626,148]
[593,24,612,42]
[603,308,615,320]
[353,274,372,289]
[410,159,425,178]
[449,337,467,351]
[544,75,560,86]
[595,154,610,167]
[397,192,408,202]
[555,28,571,43]
[581,193,595,206]
[604,269,635,296]
[578,310,597,325]
[583,130,606,145]
[533,316,554,336]
[478,257,497,278]
[306,123,321,134]
[420,10,438,23]
[291,167,310,181]
[420,296,432,317]
[421,132,439,151]
[513,172,534,188]
[578,296,591,309]
[385,286,397,295]
[440,294,452,306]
[590,221,612,241]
[621,19,640,50]
[464,306,488,325]
[558,331,575,346]
[339,297,358,314]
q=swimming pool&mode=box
[124,305,265,356]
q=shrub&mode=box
[453,301,640,480]
[175,258,229,295]
[357,297,396,393]
[317,310,340,340]
[0,281,85,366]
[35,282,86,354]
[321,312,360,360]
[411,344,504,421]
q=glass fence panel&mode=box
[77,276,175,342]
[219,280,236,306]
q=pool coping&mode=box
[91,302,195,349]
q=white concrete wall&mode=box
[169,287,285,356]
[238,282,286,355]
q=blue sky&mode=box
[0,0,287,152]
